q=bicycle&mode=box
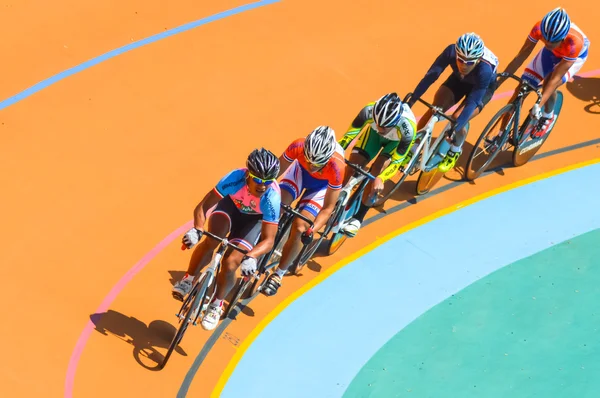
[371,93,460,206]
[325,159,376,255]
[465,72,564,180]
[160,230,248,369]
[224,203,314,319]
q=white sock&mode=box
[542,110,554,119]
[211,298,223,308]
[275,268,286,278]
[450,144,461,153]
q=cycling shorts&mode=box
[352,126,399,162]
[523,46,588,87]
[209,195,262,250]
[442,73,497,111]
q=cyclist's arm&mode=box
[313,187,340,232]
[193,189,221,230]
[277,154,293,178]
[540,58,574,108]
[498,38,536,87]
[339,105,372,150]
[408,44,452,107]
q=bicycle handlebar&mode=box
[497,72,542,99]
[344,159,376,180]
[403,92,457,125]
[280,203,316,227]
[181,229,249,253]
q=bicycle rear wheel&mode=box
[465,103,515,181]
[513,91,563,167]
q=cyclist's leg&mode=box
[263,174,326,296]
[416,78,457,131]
[172,198,232,300]
[342,150,392,236]
[340,131,381,236]
[201,213,262,330]
[437,77,470,171]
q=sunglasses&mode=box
[456,55,479,66]
[248,171,275,186]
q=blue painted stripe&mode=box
[221,162,600,397]
[0,0,279,111]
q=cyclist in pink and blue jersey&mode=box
[172,148,281,331]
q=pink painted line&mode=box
[64,220,192,398]
[64,68,600,397]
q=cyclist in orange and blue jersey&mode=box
[172,148,281,331]
[498,7,590,137]
[262,126,347,297]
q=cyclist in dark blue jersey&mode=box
[172,148,281,331]
[407,33,499,173]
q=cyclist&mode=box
[338,92,417,237]
[172,148,281,331]
[497,7,589,138]
[261,126,346,297]
[407,32,499,172]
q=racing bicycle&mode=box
[161,231,248,368]
[465,72,563,180]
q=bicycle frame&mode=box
[406,94,457,172]
[330,159,376,234]
[497,72,542,143]
[178,230,248,324]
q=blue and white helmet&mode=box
[455,32,485,60]
[541,7,571,43]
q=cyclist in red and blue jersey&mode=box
[173,148,281,331]
[407,32,499,172]
[262,126,347,297]
[498,7,589,137]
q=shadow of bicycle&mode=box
[566,76,600,114]
[90,310,186,371]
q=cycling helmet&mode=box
[246,148,280,180]
[373,92,402,128]
[541,7,571,43]
[303,125,336,165]
[455,32,485,60]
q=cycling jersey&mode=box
[283,138,346,190]
[339,102,417,182]
[409,43,499,133]
[528,22,590,61]
[213,168,281,224]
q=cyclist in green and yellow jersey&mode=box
[338,92,417,237]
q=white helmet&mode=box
[304,126,336,165]
[455,32,485,60]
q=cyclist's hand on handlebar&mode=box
[182,227,203,249]
[301,227,313,245]
[240,256,258,276]
[372,177,384,195]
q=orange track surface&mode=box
[0,0,597,397]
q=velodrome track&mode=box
[0,0,598,396]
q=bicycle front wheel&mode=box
[161,274,206,368]
[465,103,515,181]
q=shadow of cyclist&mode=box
[566,76,600,114]
[90,310,186,371]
